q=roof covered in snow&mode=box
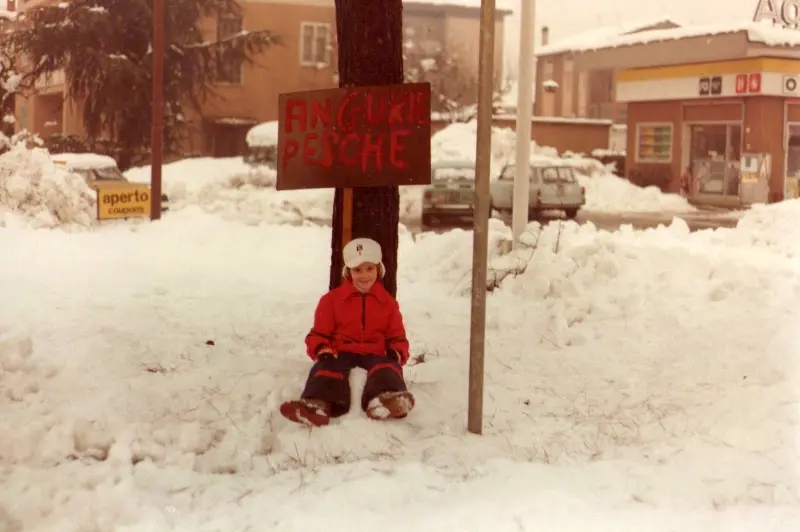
[538,17,684,56]
[403,0,514,14]
[51,152,118,170]
[538,20,800,57]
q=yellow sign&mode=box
[96,184,152,220]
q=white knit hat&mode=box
[342,238,385,277]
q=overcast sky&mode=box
[502,0,759,74]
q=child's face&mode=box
[350,262,379,292]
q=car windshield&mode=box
[92,167,126,180]
[433,167,474,181]
[540,166,576,183]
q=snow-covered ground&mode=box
[1,190,799,529]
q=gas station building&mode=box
[540,22,800,206]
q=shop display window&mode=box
[635,123,672,163]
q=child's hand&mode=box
[317,346,337,359]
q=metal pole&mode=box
[150,0,165,220]
[512,0,534,246]
[468,0,496,435]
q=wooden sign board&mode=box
[276,82,432,190]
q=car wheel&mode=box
[564,208,578,219]
[421,214,435,229]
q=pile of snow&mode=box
[0,144,96,230]
[126,158,424,225]
[409,197,800,300]
[713,199,800,259]
[0,206,797,529]
[578,172,697,213]
[245,120,278,148]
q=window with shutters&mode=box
[300,22,332,67]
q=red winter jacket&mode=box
[305,280,410,365]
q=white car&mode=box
[52,153,170,211]
[490,162,585,219]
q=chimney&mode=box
[541,26,549,46]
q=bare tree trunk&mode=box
[329,0,404,297]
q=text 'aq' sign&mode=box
[276,82,432,191]
[754,0,800,27]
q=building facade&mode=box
[575,24,800,205]
[533,18,681,123]
[12,0,510,158]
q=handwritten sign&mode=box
[276,82,432,190]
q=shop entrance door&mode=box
[689,124,742,197]
[785,123,800,200]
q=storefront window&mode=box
[636,123,672,163]
[690,124,742,197]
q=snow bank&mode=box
[0,144,96,230]
[126,157,424,225]
[245,120,278,148]
[718,199,800,259]
[578,172,697,213]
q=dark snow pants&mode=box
[301,352,408,417]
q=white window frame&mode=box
[635,122,674,164]
[299,22,332,68]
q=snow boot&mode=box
[366,391,415,420]
[279,398,332,427]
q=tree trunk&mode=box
[329,0,404,297]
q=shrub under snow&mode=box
[0,143,96,229]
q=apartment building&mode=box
[12,0,510,158]
[534,18,681,124]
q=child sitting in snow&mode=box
[280,237,415,427]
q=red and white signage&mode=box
[735,74,747,94]
[748,73,762,93]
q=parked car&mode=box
[52,153,170,211]
[245,121,278,169]
[421,160,476,228]
[490,162,585,219]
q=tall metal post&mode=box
[512,0,535,246]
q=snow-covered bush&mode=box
[0,141,96,229]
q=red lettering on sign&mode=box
[280,86,426,174]
[735,74,747,94]
[389,129,410,169]
[310,100,331,128]
[748,73,761,93]
[285,99,306,133]
[303,133,319,165]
